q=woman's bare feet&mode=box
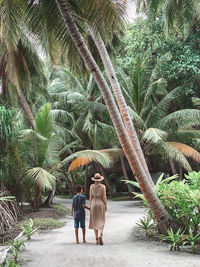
[99,236,103,245]
[83,240,87,243]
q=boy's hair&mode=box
[76,185,82,193]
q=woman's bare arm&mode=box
[103,185,107,211]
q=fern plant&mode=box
[159,228,187,251]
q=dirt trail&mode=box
[21,199,200,267]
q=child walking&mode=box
[71,185,90,244]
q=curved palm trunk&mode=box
[90,30,154,187]
[55,0,177,233]
[18,90,36,129]
[120,155,133,193]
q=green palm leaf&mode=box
[142,128,168,143]
[159,142,192,171]
[36,103,53,138]
[146,86,182,127]
[26,167,55,190]
[156,109,200,130]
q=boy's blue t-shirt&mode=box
[72,194,86,220]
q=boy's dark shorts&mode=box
[74,218,85,229]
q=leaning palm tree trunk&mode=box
[90,30,154,187]
[18,90,36,129]
[120,155,133,193]
[55,0,177,233]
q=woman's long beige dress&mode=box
[89,183,105,230]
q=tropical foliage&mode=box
[128,171,200,252]
[0,0,200,237]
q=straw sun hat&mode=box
[91,173,104,182]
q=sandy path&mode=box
[21,199,200,267]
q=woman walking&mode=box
[89,173,107,245]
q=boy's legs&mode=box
[82,228,86,243]
[74,219,79,244]
[80,217,86,243]
[75,228,79,244]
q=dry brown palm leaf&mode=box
[68,157,93,172]
[64,150,113,172]
[0,185,21,234]
[169,142,200,164]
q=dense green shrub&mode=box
[131,171,200,252]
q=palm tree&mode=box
[19,103,62,209]
[52,0,177,233]
[21,0,177,231]
[0,0,46,129]
[90,31,154,186]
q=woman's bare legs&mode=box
[99,229,103,245]
[94,229,98,244]
[99,229,103,237]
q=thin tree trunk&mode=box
[1,71,7,99]
[18,90,36,129]
[43,180,56,207]
[178,164,183,180]
[99,164,113,194]
[56,0,177,233]
[120,155,133,193]
[70,173,76,189]
[169,159,178,176]
[33,182,40,211]
[84,165,88,198]
[64,170,76,194]
[90,30,154,187]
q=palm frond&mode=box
[101,148,123,160]
[50,109,74,124]
[36,103,53,138]
[142,128,168,144]
[122,180,140,188]
[95,121,118,148]
[19,129,48,141]
[146,86,182,127]
[141,78,167,117]
[159,142,192,171]
[59,141,82,156]
[77,0,127,35]
[156,109,200,130]
[128,106,144,129]
[26,167,56,190]
[61,150,112,172]
[169,142,200,164]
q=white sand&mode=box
[21,199,200,267]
